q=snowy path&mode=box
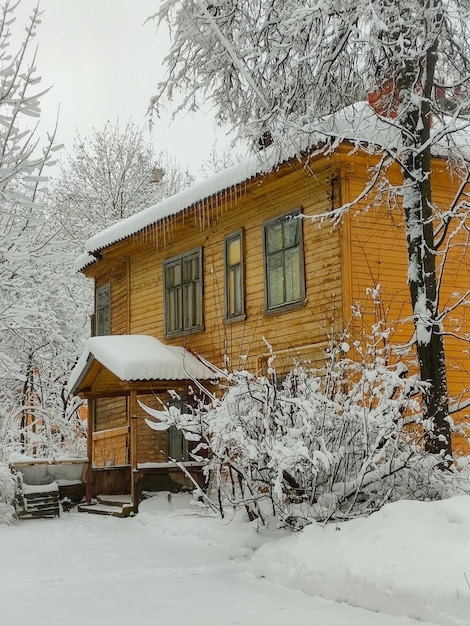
[0,501,433,626]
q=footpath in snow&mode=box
[0,493,468,626]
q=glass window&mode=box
[95,283,110,336]
[224,230,245,320]
[164,249,203,336]
[166,397,190,462]
[263,210,304,311]
[167,424,189,462]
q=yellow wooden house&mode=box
[69,102,470,507]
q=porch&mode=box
[68,335,218,509]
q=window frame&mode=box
[263,208,305,314]
[167,424,190,462]
[224,229,246,323]
[166,397,191,463]
[163,247,204,337]
[95,282,110,336]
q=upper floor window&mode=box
[263,209,305,311]
[95,283,110,335]
[164,248,203,336]
[224,230,245,321]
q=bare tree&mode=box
[0,1,88,457]
[50,120,194,249]
[0,1,61,383]
[151,0,470,460]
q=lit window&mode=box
[164,248,203,336]
[263,210,304,311]
[224,230,245,321]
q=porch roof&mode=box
[68,335,220,396]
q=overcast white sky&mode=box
[15,0,229,179]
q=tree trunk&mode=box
[398,42,452,459]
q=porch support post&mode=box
[129,389,138,509]
[86,399,94,503]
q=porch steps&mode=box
[77,494,136,518]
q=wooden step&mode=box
[77,498,135,518]
[96,494,132,507]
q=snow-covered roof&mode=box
[68,335,220,395]
[75,147,284,271]
[76,102,470,271]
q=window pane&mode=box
[167,286,182,333]
[228,265,242,316]
[183,256,199,281]
[227,237,241,266]
[97,307,109,336]
[266,223,283,254]
[168,425,188,461]
[183,283,193,328]
[166,262,181,288]
[233,265,242,315]
[97,287,109,309]
[267,253,284,308]
[283,218,299,249]
[284,248,301,302]
[96,285,110,335]
[183,281,201,328]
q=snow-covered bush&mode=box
[0,463,17,524]
[144,333,457,528]
[0,400,87,462]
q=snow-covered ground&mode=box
[1,493,468,626]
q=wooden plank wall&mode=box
[84,149,470,456]
[95,257,128,335]
[97,159,346,376]
[93,397,128,467]
[95,397,127,431]
[344,153,470,452]
[135,393,170,464]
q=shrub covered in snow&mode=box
[144,334,458,528]
[0,463,17,524]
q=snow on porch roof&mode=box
[68,335,220,395]
[75,101,470,271]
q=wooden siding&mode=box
[93,396,128,467]
[95,257,129,335]
[135,393,168,465]
[87,159,345,375]
[95,397,127,432]
[83,148,470,460]
[343,152,470,449]
[92,427,129,468]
